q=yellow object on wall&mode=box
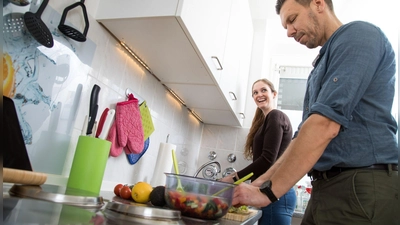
[139,101,155,140]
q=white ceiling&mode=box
[248,0,273,20]
[248,0,352,21]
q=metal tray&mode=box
[104,208,184,225]
[105,201,181,220]
[8,184,104,208]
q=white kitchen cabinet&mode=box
[96,0,253,127]
[218,0,253,123]
[178,0,232,84]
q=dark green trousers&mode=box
[302,167,398,225]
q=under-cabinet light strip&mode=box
[163,84,186,106]
[163,84,203,122]
[120,42,151,72]
[99,23,157,78]
[188,109,203,123]
[100,23,203,123]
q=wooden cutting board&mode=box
[222,209,258,222]
[3,168,47,185]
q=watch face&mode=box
[260,180,271,189]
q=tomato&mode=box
[114,184,124,196]
[120,185,132,200]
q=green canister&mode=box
[67,136,111,196]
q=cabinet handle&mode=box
[211,56,223,70]
[229,92,237,100]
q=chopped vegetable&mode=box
[228,205,249,214]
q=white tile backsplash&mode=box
[216,126,238,150]
[197,124,252,179]
[201,125,220,148]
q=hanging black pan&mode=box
[58,0,89,42]
[23,0,54,48]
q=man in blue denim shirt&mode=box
[231,0,398,224]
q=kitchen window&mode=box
[278,78,307,111]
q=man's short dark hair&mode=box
[276,0,334,14]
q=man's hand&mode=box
[232,182,271,208]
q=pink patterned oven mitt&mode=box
[115,94,144,154]
[107,94,145,157]
[107,121,123,157]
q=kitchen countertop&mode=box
[3,183,261,225]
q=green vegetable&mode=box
[228,205,249,214]
[202,200,217,213]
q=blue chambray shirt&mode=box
[294,21,398,171]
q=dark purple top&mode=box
[237,109,293,181]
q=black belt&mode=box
[308,164,398,181]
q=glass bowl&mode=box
[164,173,236,220]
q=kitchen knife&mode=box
[81,115,88,136]
[98,109,115,140]
[87,84,101,135]
[87,104,98,135]
[95,108,110,138]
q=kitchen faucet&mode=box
[193,161,221,179]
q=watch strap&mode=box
[260,181,279,203]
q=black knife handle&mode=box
[87,84,101,135]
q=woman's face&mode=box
[252,81,276,114]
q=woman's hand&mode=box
[220,175,235,183]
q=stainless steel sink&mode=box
[193,161,221,180]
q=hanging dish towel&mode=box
[125,101,153,164]
[139,101,155,140]
[107,94,144,157]
[126,137,150,165]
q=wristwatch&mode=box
[232,176,237,182]
[259,180,279,203]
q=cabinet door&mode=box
[234,0,253,123]
[177,0,232,84]
[218,0,253,125]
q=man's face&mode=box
[279,0,321,48]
